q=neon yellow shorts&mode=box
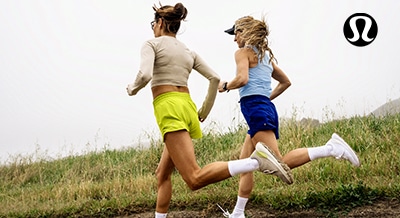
[153,92,202,140]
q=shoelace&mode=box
[262,169,277,174]
[329,143,347,160]
[217,204,231,217]
[335,150,347,160]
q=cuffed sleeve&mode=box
[127,70,152,95]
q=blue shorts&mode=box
[240,95,279,139]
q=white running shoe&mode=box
[217,204,245,218]
[251,142,293,184]
[328,133,360,167]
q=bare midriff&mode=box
[151,85,190,99]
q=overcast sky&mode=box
[1,0,399,163]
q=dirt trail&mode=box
[117,199,400,217]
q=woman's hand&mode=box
[126,84,134,96]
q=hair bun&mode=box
[173,3,187,21]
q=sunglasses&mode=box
[151,21,156,30]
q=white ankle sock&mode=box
[308,145,332,161]
[227,158,259,176]
[232,196,248,215]
[155,212,167,218]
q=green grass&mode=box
[0,114,399,217]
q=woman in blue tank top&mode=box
[219,16,360,218]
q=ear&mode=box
[157,18,163,28]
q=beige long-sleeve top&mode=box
[127,36,220,120]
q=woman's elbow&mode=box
[210,74,220,85]
[238,77,248,87]
[214,75,221,83]
[280,80,291,90]
[143,74,153,83]
[286,80,292,88]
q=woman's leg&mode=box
[164,130,232,191]
[251,130,324,169]
[163,129,293,191]
[282,133,360,169]
[155,145,175,213]
[251,130,312,169]
[238,134,255,198]
[251,130,293,184]
[282,148,311,169]
[231,131,290,218]
[251,130,282,158]
[230,134,255,217]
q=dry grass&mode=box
[0,114,399,217]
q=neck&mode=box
[162,32,176,37]
[160,29,176,37]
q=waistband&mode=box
[153,91,191,105]
[239,94,270,103]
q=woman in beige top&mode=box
[126,3,292,218]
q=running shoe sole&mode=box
[253,142,293,184]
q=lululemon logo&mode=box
[343,13,378,47]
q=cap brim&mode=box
[224,25,235,35]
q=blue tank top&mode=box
[239,47,273,99]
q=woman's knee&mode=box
[185,178,201,191]
[157,166,199,190]
[181,172,202,191]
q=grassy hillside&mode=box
[0,114,399,217]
